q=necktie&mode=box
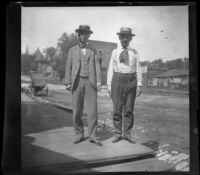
[119,49,129,66]
[80,43,87,49]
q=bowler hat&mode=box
[117,27,135,36]
[75,25,93,34]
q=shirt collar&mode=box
[123,46,131,49]
[118,46,131,51]
[79,42,88,48]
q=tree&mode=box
[165,59,184,70]
[175,58,183,69]
[183,57,189,70]
[57,33,79,60]
[151,58,163,65]
[21,53,35,74]
[56,32,79,80]
[141,61,150,67]
[43,47,57,63]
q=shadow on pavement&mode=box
[21,101,114,172]
[22,135,95,173]
[141,140,160,151]
[22,102,114,141]
[22,103,87,135]
[97,127,115,141]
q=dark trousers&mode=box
[111,72,137,137]
[72,76,98,140]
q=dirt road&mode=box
[42,88,189,155]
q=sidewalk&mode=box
[21,93,174,172]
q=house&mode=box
[33,48,49,74]
[147,67,169,87]
[140,66,148,87]
[34,48,44,61]
[148,69,189,90]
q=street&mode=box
[43,87,189,154]
[21,79,190,172]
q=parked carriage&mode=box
[29,71,48,96]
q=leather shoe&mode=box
[74,136,84,144]
[89,139,103,146]
[112,136,122,143]
[124,135,136,144]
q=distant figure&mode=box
[64,25,102,146]
[107,27,142,143]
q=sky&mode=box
[22,6,189,62]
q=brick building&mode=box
[88,40,117,85]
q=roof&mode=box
[148,65,169,71]
[88,40,117,50]
[150,69,189,78]
[34,48,44,61]
[89,40,117,46]
[148,70,166,77]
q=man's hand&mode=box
[97,83,101,92]
[107,85,111,98]
[66,84,72,91]
[136,86,142,97]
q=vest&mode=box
[80,50,90,77]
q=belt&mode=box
[80,76,88,79]
[113,72,136,78]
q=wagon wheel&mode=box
[170,84,175,90]
[34,89,38,96]
[45,87,48,95]
[32,87,37,96]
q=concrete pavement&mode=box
[21,93,174,172]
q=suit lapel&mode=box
[74,45,81,62]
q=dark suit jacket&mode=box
[64,44,101,91]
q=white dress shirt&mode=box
[107,46,142,87]
[81,47,87,55]
[80,42,88,55]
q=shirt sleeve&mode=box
[107,50,115,87]
[135,52,143,86]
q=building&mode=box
[141,66,148,87]
[34,48,45,61]
[147,69,168,87]
[147,69,189,90]
[33,48,49,74]
[88,40,117,85]
[25,45,29,55]
[88,40,148,85]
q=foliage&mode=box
[43,47,57,63]
[55,33,79,80]
[21,53,35,74]
[146,57,189,70]
[151,58,163,65]
[140,61,150,67]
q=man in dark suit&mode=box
[65,25,102,146]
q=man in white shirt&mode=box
[107,27,142,143]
